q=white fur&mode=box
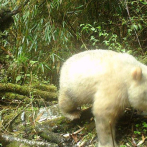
[58,49,147,147]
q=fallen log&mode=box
[0,83,57,101]
[0,133,58,147]
[0,92,53,106]
[31,83,57,92]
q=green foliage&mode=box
[134,121,147,135]
[80,23,124,51]
[142,122,147,128]
[0,0,147,84]
[134,130,141,135]
[79,0,147,53]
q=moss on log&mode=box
[31,83,57,92]
[0,92,30,102]
[0,83,57,101]
[0,92,54,106]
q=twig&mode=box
[109,121,115,147]
[73,127,84,135]
[4,103,31,130]
[0,46,13,58]
[11,0,30,16]
[124,0,143,54]
[2,0,30,22]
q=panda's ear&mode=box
[131,67,142,81]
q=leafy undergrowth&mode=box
[1,106,147,147]
[116,109,147,147]
[58,108,147,147]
